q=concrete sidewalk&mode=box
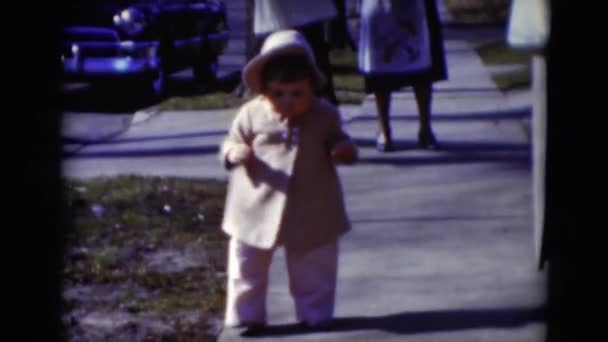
[214,39,544,341]
[61,33,545,342]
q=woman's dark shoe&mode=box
[376,133,395,152]
[229,322,267,336]
[418,129,438,149]
[298,319,334,331]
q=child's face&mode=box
[264,79,314,120]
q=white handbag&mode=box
[507,0,550,53]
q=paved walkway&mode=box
[60,1,546,340]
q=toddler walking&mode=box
[219,30,358,333]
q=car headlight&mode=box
[113,7,147,36]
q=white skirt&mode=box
[358,0,432,75]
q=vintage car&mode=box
[61,0,229,98]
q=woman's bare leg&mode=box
[413,82,438,148]
[374,91,394,151]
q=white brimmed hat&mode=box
[242,30,323,93]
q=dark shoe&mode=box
[376,133,395,152]
[298,319,334,331]
[228,322,267,336]
[418,129,438,149]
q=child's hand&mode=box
[331,141,358,164]
[227,144,253,166]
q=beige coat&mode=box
[220,96,352,252]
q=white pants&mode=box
[224,237,339,326]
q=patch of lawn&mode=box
[476,40,531,65]
[156,92,249,111]
[475,39,532,91]
[444,0,510,24]
[157,48,367,110]
[63,175,228,341]
[492,66,532,91]
[331,48,366,104]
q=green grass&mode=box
[156,0,519,111]
[155,38,533,107]
[475,39,532,91]
[444,0,510,24]
[63,176,228,341]
[156,48,366,110]
[330,48,359,69]
[445,0,531,91]
[476,40,531,65]
[156,92,249,111]
[331,49,366,104]
[492,67,532,91]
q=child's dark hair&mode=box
[260,53,323,91]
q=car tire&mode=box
[137,55,167,103]
[193,40,218,84]
[150,66,166,99]
[194,16,227,85]
[344,0,361,50]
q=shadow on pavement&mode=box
[62,130,228,145]
[243,307,545,338]
[348,107,531,123]
[61,144,220,159]
[61,83,159,113]
[62,139,530,164]
[353,138,530,152]
[350,214,525,224]
[357,153,530,166]
[353,139,531,165]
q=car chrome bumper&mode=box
[62,56,160,80]
[61,40,160,81]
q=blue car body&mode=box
[61,0,229,94]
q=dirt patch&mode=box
[62,176,228,341]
